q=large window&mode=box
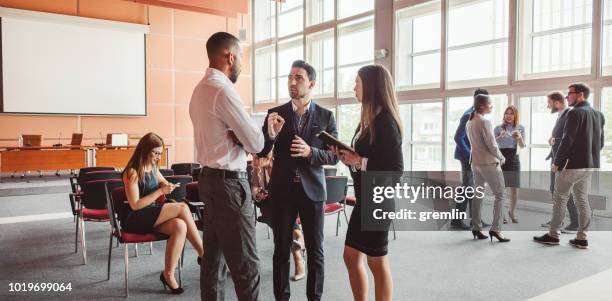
[518,0,593,79]
[253,0,374,104]
[338,16,375,97]
[445,95,507,170]
[395,1,441,90]
[604,0,612,75]
[307,30,335,98]
[518,96,559,171]
[338,0,374,19]
[278,37,304,100]
[254,0,275,42]
[278,0,304,37]
[307,0,334,26]
[402,102,443,171]
[254,46,276,104]
[447,0,508,88]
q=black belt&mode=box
[201,167,248,179]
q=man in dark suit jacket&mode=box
[534,83,605,249]
[542,92,578,231]
[258,60,338,301]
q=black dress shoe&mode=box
[533,233,560,245]
[471,230,488,240]
[569,239,588,249]
[450,220,471,230]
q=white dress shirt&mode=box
[189,68,264,171]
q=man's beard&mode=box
[289,88,304,99]
[229,65,240,83]
[550,107,559,113]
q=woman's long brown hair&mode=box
[122,132,164,183]
[357,64,403,144]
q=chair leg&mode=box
[124,244,129,297]
[180,247,185,268]
[107,232,113,280]
[150,242,153,255]
[343,207,349,224]
[75,216,80,253]
[81,218,87,265]
[392,220,397,240]
[135,244,138,257]
[336,211,340,236]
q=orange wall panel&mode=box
[80,105,174,141]
[175,71,203,104]
[0,115,78,143]
[174,105,193,137]
[146,35,173,69]
[78,0,146,23]
[147,69,174,104]
[0,0,77,15]
[148,4,172,34]
[174,38,207,71]
[173,138,194,163]
[174,9,225,39]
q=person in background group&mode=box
[189,31,264,301]
[534,83,605,249]
[466,94,510,243]
[258,60,339,301]
[452,88,491,230]
[250,152,306,281]
[541,91,579,232]
[494,105,525,224]
[121,132,205,295]
[333,64,403,301]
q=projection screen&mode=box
[0,7,148,115]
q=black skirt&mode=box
[345,199,391,257]
[500,148,521,188]
[122,204,164,234]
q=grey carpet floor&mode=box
[1,192,612,300]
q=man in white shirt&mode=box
[189,32,264,301]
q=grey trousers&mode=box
[471,163,506,232]
[198,173,261,301]
[549,169,593,240]
[549,171,579,226]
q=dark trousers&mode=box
[455,160,474,218]
[550,171,579,226]
[198,173,261,301]
[272,183,324,301]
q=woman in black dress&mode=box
[332,64,403,301]
[122,133,204,294]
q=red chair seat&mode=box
[345,195,356,206]
[77,208,109,220]
[325,202,343,214]
[120,231,169,243]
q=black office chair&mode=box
[324,167,338,176]
[324,176,349,236]
[171,163,201,176]
[164,175,193,202]
[159,168,174,177]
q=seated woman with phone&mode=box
[121,132,204,294]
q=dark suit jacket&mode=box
[258,101,339,202]
[350,111,403,202]
[554,101,605,170]
[546,107,571,161]
[454,107,474,163]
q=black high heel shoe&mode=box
[159,272,184,294]
[472,230,488,240]
[197,256,202,266]
[488,231,510,243]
